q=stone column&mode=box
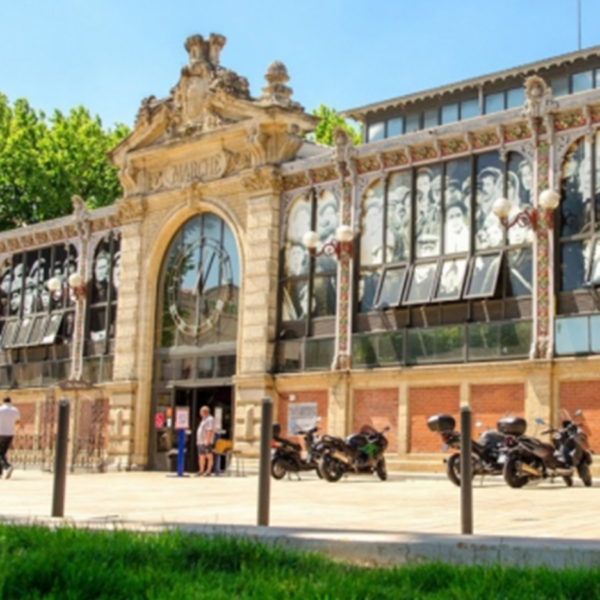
[110,198,145,468]
[235,167,281,453]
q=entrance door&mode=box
[173,386,233,473]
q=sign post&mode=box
[174,407,190,478]
[257,397,273,526]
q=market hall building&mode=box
[5,33,600,473]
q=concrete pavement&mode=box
[1,469,598,539]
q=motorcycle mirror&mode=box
[535,417,545,425]
[574,409,583,417]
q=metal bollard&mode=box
[176,429,185,477]
[257,396,273,526]
[51,398,70,518]
[460,405,473,535]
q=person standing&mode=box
[195,406,215,477]
[0,397,21,479]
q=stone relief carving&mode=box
[241,166,282,194]
[116,197,146,224]
[71,195,91,238]
[522,75,558,131]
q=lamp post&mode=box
[302,224,354,259]
[492,189,560,232]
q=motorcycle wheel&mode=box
[577,462,593,487]
[563,476,573,487]
[445,453,476,487]
[503,456,530,489]
[270,458,287,480]
[376,458,387,481]
[319,455,344,483]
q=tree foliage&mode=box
[0,93,129,231]
[311,104,361,146]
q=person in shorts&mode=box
[195,406,215,477]
[0,397,21,479]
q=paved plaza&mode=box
[1,469,598,540]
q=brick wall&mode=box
[353,389,399,453]
[470,384,525,438]
[409,386,460,453]
[560,381,600,451]
[277,391,328,443]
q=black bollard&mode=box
[52,398,70,518]
[460,405,473,535]
[257,396,273,526]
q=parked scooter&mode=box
[503,410,593,488]
[316,425,390,482]
[270,423,322,480]
[427,413,526,486]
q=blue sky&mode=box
[1,0,599,129]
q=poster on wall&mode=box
[175,407,190,430]
[287,402,318,435]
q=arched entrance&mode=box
[150,212,240,471]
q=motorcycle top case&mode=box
[497,416,527,436]
[426,414,456,433]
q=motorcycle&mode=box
[270,422,322,480]
[427,413,527,486]
[316,425,390,482]
[503,410,593,488]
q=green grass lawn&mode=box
[1,524,599,599]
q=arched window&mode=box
[156,213,240,382]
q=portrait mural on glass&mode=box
[415,165,442,257]
[90,234,121,343]
[476,153,505,250]
[444,158,471,254]
[559,135,600,291]
[386,171,411,262]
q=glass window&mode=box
[460,98,479,120]
[304,338,334,370]
[484,92,504,114]
[441,103,459,125]
[361,181,385,267]
[217,355,236,377]
[315,191,339,274]
[405,113,420,133]
[560,241,586,291]
[367,122,385,142]
[387,117,403,137]
[375,265,407,309]
[589,238,600,285]
[507,248,533,297]
[572,70,593,93]
[358,269,382,313]
[551,77,569,97]
[590,315,600,352]
[277,340,302,372]
[465,253,502,298]
[352,334,377,367]
[423,109,439,128]
[555,317,589,355]
[407,326,464,364]
[434,258,468,301]
[386,171,412,262]
[506,87,525,109]
[476,153,505,249]
[312,276,336,317]
[378,332,404,364]
[596,68,600,88]
[405,262,437,304]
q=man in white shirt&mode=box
[0,397,21,479]
[195,405,215,477]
